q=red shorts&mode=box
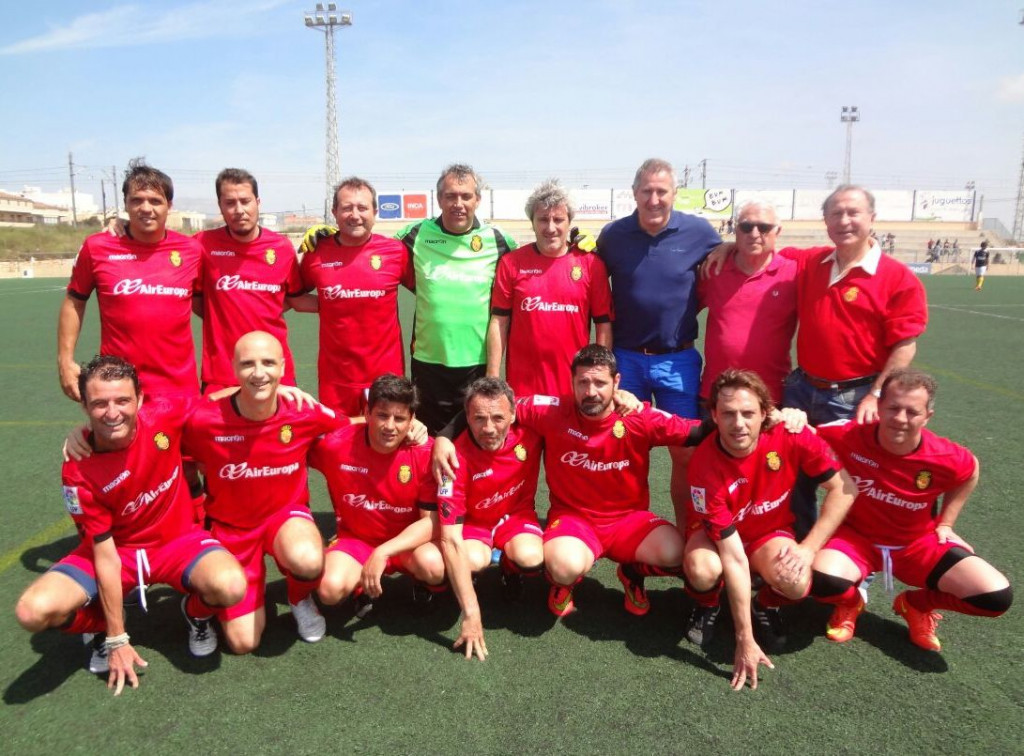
[210,505,315,620]
[327,530,412,575]
[318,381,368,418]
[822,524,970,588]
[463,510,543,550]
[51,529,224,601]
[543,509,672,564]
[745,529,796,559]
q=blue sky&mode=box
[1,1,1022,226]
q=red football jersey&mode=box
[688,424,840,544]
[193,227,303,387]
[308,425,435,544]
[490,245,613,397]
[435,424,542,529]
[299,233,412,389]
[514,396,700,529]
[183,396,345,530]
[67,230,201,398]
[783,246,927,381]
[61,397,199,549]
[817,420,975,546]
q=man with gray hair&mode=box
[396,164,518,433]
[486,179,613,397]
[696,200,797,407]
[596,158,722,532]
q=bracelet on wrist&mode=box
[105,632,130,650]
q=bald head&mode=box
[233,331,285,402]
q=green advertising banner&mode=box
[673,188,733,218]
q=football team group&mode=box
[13,157,1012,695]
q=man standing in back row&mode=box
[596,158,722,532]
[396,164,518,434]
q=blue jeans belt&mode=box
[797,368,877,391]
[632,342,695,356]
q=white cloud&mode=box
[0,0,291,55]
[996,72,1024,103]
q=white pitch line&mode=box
[930,304,1024,323]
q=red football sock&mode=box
[630,562,684,578]
[755,585,801,609]
[685,580,723,608]
[186,593,214,619]
[906,588,1007,618]
[286,574,322,605]
[63,605,106,635]
[814,584,860,606]
[545,571,583,589]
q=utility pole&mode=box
[67,152,78,228]
[112,164,119,216]
[825,170,838,189]
[304,3,353,221]
[1013,132,1024,241]
[682,165,691,188]
[699,159,707,189]
[100,179,107,219]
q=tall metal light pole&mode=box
[304,3,352,220]
[840,106,859,185]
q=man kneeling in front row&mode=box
[683,369,856,689]
[15,356,246,694]
[810,368,1012,651]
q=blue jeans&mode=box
[614,347,702,419]
[783,369,873,538]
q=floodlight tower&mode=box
[304,3,352,220]
[840,106,859,184]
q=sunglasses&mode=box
[737,222,777,234]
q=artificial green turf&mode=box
[0,275,1021,754]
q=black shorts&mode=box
[410,359,485,435]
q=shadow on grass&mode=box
[851,610,950,673]
[20,535,79,575]
[4,630,86,704]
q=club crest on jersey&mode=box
[370,254,382,270]
[470,235,483,252]
[843,286,859,303]
[63,485,83,516]
[570,265,583,281]
[766,451,782,471]
[398,465,412,484]
[169,251,181,268]
[279,425,293,444]
[612,420,626,439]
[154,432,170,451]
[691,486,707,514]
[514,443,527,462]
[265,249,276,265]
[915,470,932,490]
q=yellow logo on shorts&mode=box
[612,420,626,439]
[915,470,932,490]
[570,265,583,281]
[370,254,382,270]
[398,465,412,484]
[766,451,782,471]
[549,518,561,530]
[154,432,170,451]
[470,235,483,253]
[169,251,181,267]
[279,425,293,444]
[265,249,276,265]
[514,443,527,462]
[843,286,859,303]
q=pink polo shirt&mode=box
[697,252,798,403]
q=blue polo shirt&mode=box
[596,210,721,350]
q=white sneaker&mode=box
[84,632,109,674]
[290,596,327,643]
[181,596,217,657]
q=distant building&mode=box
[20,186,98,218]
[0,191,35,227]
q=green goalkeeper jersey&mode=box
[396,216,517,367]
